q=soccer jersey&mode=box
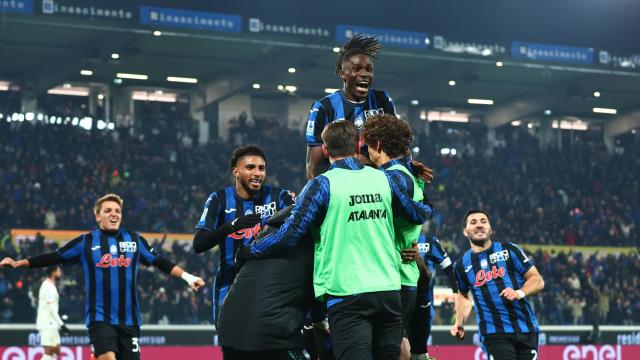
[196,185,294,321]
[417,234,453,306]
[55,229,162,327]
[453,242,539,335]
[36,278,64,331]
[305,89,396,146]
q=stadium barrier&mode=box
[1,325,639,360]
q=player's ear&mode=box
[462,228,469,238]
[231,167,239,178]
[322,144,330,158]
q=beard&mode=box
[240,179,260,197]
[469,237,490,247]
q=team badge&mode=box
[354,115,364,129]
[110,245,118,255]
[480,258,488,268]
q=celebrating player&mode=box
[237,120,434,360]
[451,210,544,360]
[1,194,205,360]
[192,145,294,323]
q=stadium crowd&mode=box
[0,102,638,325]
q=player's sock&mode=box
[42,355,55,360]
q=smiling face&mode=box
[340,53,374,102]
[233,155,266,198]
[463,212,493,247]
[95,200,122,232]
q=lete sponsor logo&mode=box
[228,223,262,241]
[474,266,505,287]
[96,254,131,268]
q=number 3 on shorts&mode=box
[530,349,538,360]
[132,337,140,352]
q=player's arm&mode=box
[42,286,64,327]
[430,237,458,293]
[305,102,328,179]
[501,266,544,301]
[385,170,434,225]
[239,176,328,259]
[192,192,261,253]
[450,290,473,340]
[138,235,205,291]
[500,243,544,301]
[1,236,84,269]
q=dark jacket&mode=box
[217,205,315,351]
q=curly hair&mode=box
[335,34,382,75]
[228,145,267,170]
[362,114,413,159]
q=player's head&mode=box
[229,145,267,195]
[462,209,493,247]
[321,120,360,160]
[46,265,62,280]
[362,114,413,166]
[94,193,123,232]
[336,34,381,102]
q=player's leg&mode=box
[483,333,518,360]
[408,302,431,359]
[89,323,119,360]
[400,287,417,360]
[327,294,373,360]
[371,291,403,360]
[115,325,141,360]
[40,328,61,359]
[515,333,539,360]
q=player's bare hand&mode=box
[411,160,435,184]
[1,257,18,268]
[400,241,420,263]
[450,324,465,340]
[189,278,205,292]
[500,287,519,301]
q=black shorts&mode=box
[88,322,141,360]
[400,286,417,338]
[483,332,538,360]
[327,291,402,360]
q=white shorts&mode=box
[39,328,60,347]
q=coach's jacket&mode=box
[217,205,315,351]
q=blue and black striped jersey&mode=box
[417,234,452,305]
[55,229,163,327]
[305,89,396,146]
[453,242,539,335]
[195,185,294,321]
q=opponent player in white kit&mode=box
[37,265,70,360]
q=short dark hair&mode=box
[336,34,382,75]
[321,120,359,158]
[462,209,491,228]
[229,145,267,170]
[46,265,60,276]
[362,114,413,158]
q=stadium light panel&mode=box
[47,86,90,97]
[592,107,617,114]
[284,85,297,92]
[467,98,494,105]
[252,83,261,89]
[117,73,149,80]
[153,30,162,36]
[167,76,198,84]
[324,88,340,94]
[448,80,456,86]
[427,111,469,123]
[111,53,120,59]
[332,47,340,53]
[593,91,601,98]
[288,67,296,73]
[410,100,419,106]
[80,70,93,76]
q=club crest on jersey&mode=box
[254,201,276,218]
[418,243,430,255]
[119,241,137,253]
[480,259,489,268]
[489,250,509,263]
[364,108,384,119]
[354,115,364,129]
[109,245,118,255]
[474,266,506,287]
